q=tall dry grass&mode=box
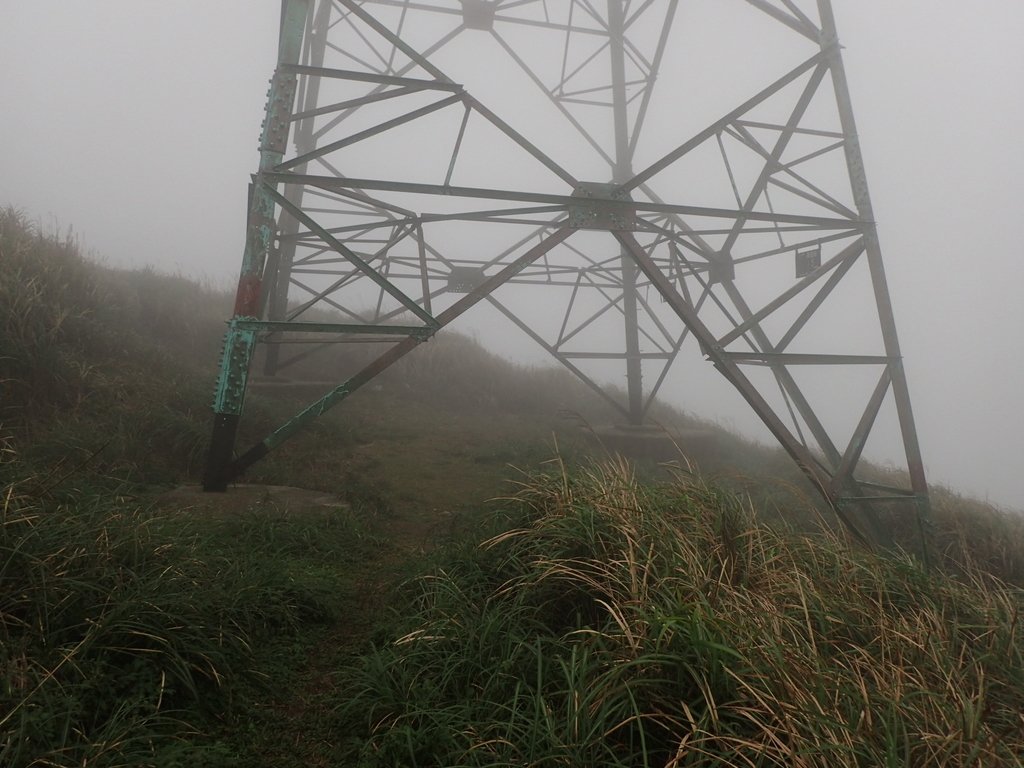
[336,458,1024,766]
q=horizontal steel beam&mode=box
[261,172,863,228]
[559,351,672,360]
[721,352,892,365]
[281,63,463,91]
[356,0,613,37]
[233,319,434,337]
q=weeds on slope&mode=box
[0,434,371,767]
[335,458,1024,767]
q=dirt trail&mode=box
[157,483,459,765]
[160,483,343,514]
[159,482,451,551]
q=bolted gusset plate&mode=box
[569,183,637,231]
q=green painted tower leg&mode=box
[203,0,309,491]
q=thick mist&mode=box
[1,1,1022,509]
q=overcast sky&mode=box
[2,1,1022,510]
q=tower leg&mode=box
[201,0,310,491]
[608,0,644,426]
[203,414,240,491]
[621,253,645,425]
[262,0,332,378]
[203,321,258,491]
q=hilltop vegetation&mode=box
[336,461,1024,766]
[2,206,1023,766]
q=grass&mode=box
[0,431,395,767]
[334,458,1024,767]
[3,203,1024,765]
[0,458,256,764]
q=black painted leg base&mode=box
[202,413,240,492]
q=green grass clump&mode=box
[6,201,1024,765]
[0,437,362,767]
[335,459,1024,767]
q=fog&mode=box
[2,1,1022,510]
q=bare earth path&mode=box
[157,482,473,765]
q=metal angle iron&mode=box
[202,0,931,555]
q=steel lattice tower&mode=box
[204,0,930,549]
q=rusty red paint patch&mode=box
[233,275,263,317]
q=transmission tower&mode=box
[203,0,930,549]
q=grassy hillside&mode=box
[0,206,799,512]
[335,461,1024,766]
[2,206,1023,766]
